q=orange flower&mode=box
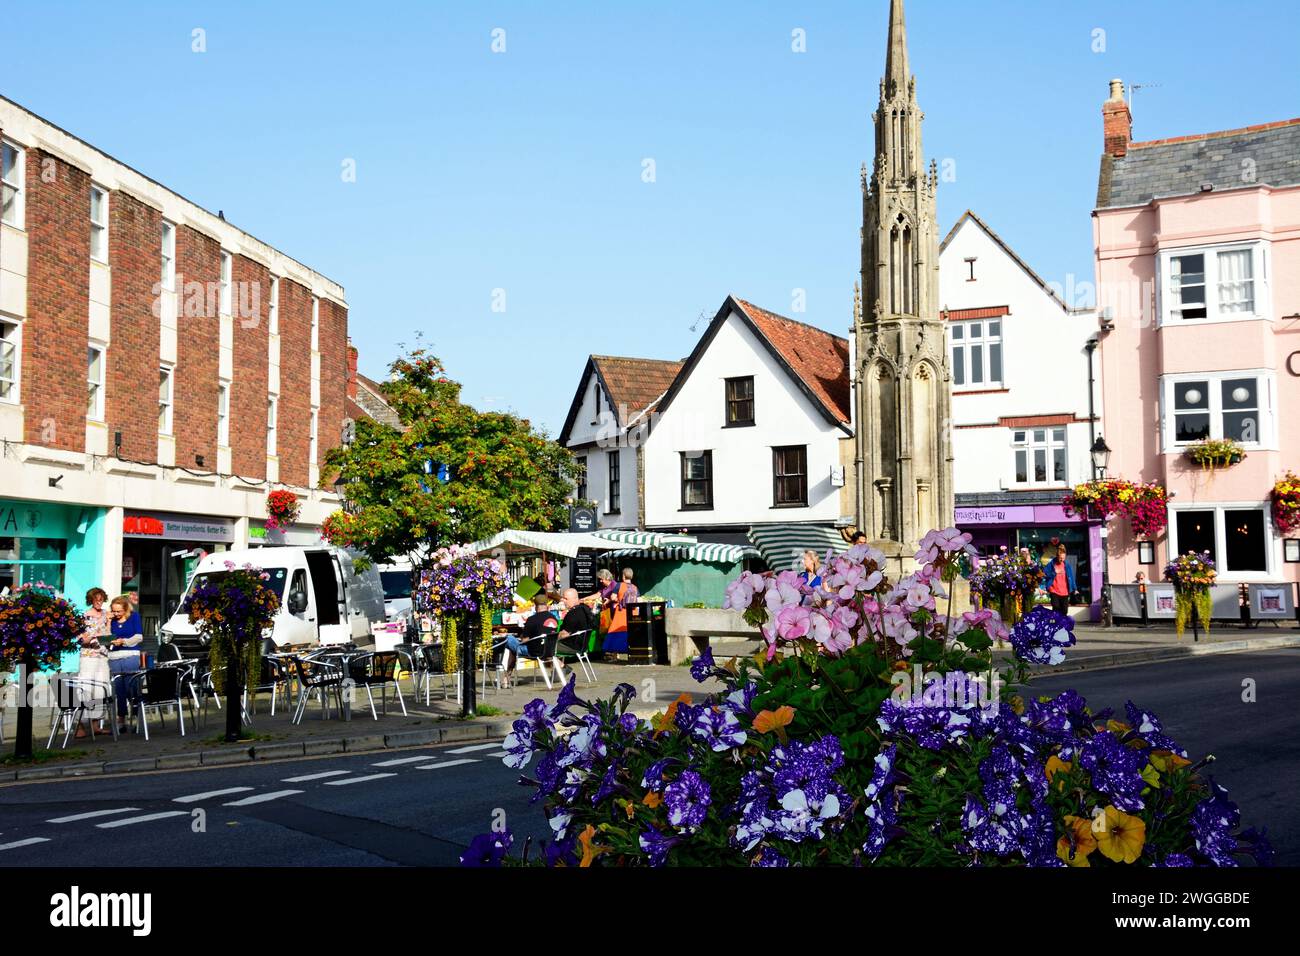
[1056,814,1098,867]
[642,792,662,809]
[651,693,693,735]
[577,825,609,868]
[1045,755,1072,788]
[752,706,796,737]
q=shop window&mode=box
[1225,509,1267,573]
[1172,506,1270,576]
[1175,510,1216,560]
[0,537,68,593]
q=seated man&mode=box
[557,588,597,653]
[501,593,558,689]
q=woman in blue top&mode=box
[799,550,823,590]
[107,594,144,732]
[1041,545,1078,617]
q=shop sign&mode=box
[955,506,1036,525]
[1,504,47,534]
[569,506,598,533]
[123,512,236,543]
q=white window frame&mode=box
[948,317,1004,390]
[267,396,278,456]
[217,381,230,447]
[0,318,21,404]
[1010,426,1069,488]
[1159,369,1276,452]
[269,277,279,336]
[158,366,174,435]
[86,345,106,422]
[309,407,319,467]
[89,185,109,263]
[1158,241,1271,327]
[1168,502,1276,581]
[1,139,24,229]
[219,251,232,314]
[310,296,320,352]
[160,221,176,291]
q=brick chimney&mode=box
[1103,78,1132,158]
[346,339,358,400]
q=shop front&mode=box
[956,502,1102,619]
[121,510,238,642]
[0,499,107,604]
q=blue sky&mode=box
[6,1,1298,435]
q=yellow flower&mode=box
[1045,755,1072,788]
[1095,806,1146,863]
[1057,814,1098,866]
[1149,750,1191,773]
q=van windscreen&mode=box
[187,567,290,601]
[380,570,412,600]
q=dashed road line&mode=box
[47,808,140,824]
[97,811,189,829]
[282,770,352,783]
[445,743,503,754]
[173,787,254,804]
[324,773,397,786]
[371,755,438,767]
[0,837,51,852]
[416,759,479,771]
[224,790,303,806]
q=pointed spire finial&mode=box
[884,0,910,98]
[854,281,862,324]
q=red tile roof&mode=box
[730,299,851,425]
[591,355,685,426]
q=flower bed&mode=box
[464,529,1269,868]
[1063,479,1169,539]
[1271,472,1300,536]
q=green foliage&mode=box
[321,348,579,567]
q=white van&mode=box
[161,545,386,651]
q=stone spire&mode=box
[883,0,910,98]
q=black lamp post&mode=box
[1089,436,1114,628]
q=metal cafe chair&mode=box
[291,656,345,724]
[46,675,118,748]
[134,666,192,740]
[346,651,408,720]
[414,644,452,705]
[555,629,597,686]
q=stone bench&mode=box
[664,608,758,665]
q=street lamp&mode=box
[1088,435,1114,628]
[1090,435,1112,480]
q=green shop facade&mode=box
[0,499,108,605]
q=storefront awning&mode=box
[467,529,616,559]
[747,524,847,571]
[591,529,698,548]
[601,543,759,565]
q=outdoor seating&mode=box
[414,643,451,704]
[555,629,597,685]
[291,656,346,724]
[346,651,407,720]
[46,674,117,748]
[134,666,192,740]
[244,655,291,716]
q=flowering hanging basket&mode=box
[1184,439,1245,472]
[1063,479,1168,539]
[265,489,301,531]
[1270,472,1300,536]
[1164,551,1216,637]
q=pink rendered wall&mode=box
[1094,184,1300,585]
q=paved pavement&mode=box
[3,648,1293,867]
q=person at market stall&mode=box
[75,587,112,738]
[500,592,558,689]
[106,594,145,733]
[602,568,638,655]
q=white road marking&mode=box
[324,773,397,786]
[47,807,140,824]
[371,755,437,767]
[173,787,254,804]
[0,837,51,851]
[416,759,479,771]
[97,811,189,829]
[282,770,351,783]
[224,790,303,806]
[445,743,503,754]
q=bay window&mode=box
[1162,371,1274,450]
[1160,242,1268,325]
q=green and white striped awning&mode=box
[747,524,848,571]
[602,543,759,565]
[592,529,698,548]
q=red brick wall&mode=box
[230,255,270,478]
[22,150,90,451]
[105,191,162,461]
[173,225,221,468]
[277,277,313,488]
[317,298,347,475]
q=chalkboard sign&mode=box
[571,550,599,595]
[569,506,598,533]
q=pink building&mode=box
[1093,79,1300,615]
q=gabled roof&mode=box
[1097,118,1300,209]
[351,372,402,428]
[940,210,1083,314]
[655,295,852,432]
[558,355,684,445]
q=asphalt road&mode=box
[3,649,1295,867]
[1028,649,1300,865]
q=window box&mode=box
[1184,439,1246,472]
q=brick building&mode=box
[1,94,349,637]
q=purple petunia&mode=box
[459,829,512,867]
[664,770,712,831]
[1008,606,1076,666]
[638,829,683,867]
[1078,731,1147,812]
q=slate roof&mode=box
[1097,118,1300,208]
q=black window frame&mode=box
[772,445,808,507]
[725,376,755,427]
[606,450,621,514]
[680,450,714,511]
